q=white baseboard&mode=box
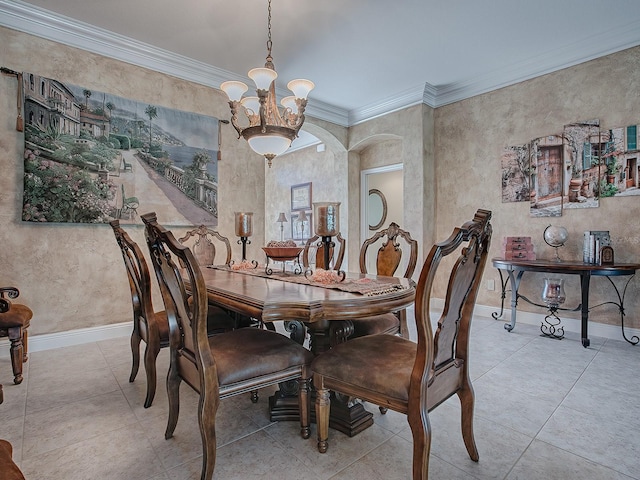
[1,301,638,358]
[0,322,131,358]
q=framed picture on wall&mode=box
[291,211,312,241]
[291,182,312,211]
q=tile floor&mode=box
[1,314,639,480]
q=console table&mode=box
[492,258,640,347]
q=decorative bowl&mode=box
[262,247,303,262]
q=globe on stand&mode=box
[543,225,568,262]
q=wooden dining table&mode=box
[199,265,416,436]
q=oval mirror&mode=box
[368,189,387,230]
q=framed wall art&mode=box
[291,182,312,211]
[20,71,220,226]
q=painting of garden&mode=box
[21,72,220,225]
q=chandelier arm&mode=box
[227,101,244,138]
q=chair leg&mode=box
[129,330,141,383]
[398,309,410,340]
[298,377,310,439]
[408,407,432,480]
[22,328,28,362]
[165,362,182,440]
[143,341,160,408]
[198,378,219,480]
[457,382,479,462]
[8,326,23,385]
[315,383,330,453]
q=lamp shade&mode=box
[247,134,292,157]
[220,81,248,101]
[249,67,278,91]
[280,96,297,111]
[297,210,308,222]
[287,79,315,99]
[241,96,261,116]
[277,212,288,223]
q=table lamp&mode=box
[277,212,288,241]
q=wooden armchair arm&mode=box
[0,287,19,313]
[0,287,20,299]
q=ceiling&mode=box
[3,0,640,127]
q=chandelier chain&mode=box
[266,0,273,59]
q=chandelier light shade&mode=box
[220,0,314,167]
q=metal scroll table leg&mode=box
[580,273,591,348]
[504,270,525,332]
[601,276,640,346]
[492,269,508,320]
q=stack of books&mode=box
[583,231,611,264]
[502,236,536,260]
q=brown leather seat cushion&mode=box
[351,313,399,337]
[312,334,415,405]
[210,328,314,386]
[0,439,26,480]
[0,304,33,329]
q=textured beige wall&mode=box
[2,25,638,337]
[435,46,640,328]
[0,27,265,335]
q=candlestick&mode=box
[235,212,253,237]
[313,202,340,237]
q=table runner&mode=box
[208,264,410,296]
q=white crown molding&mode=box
[349,85,426,126]
[433,18,640,108]
[1,0,639,126]
[0,0,350,126]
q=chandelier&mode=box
[220,0,314,167]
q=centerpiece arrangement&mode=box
[262,240,303,274]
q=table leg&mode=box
[492,269,508,320]
[268,320,374,436]
[580,273,591,348]
[504,270,524,332]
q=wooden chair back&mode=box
[302,233,346,270]
[415,209,492,408]
[359,222,418,279]
[178,225,232,267]
[110,219,168,408]
[110,220,156,341]
[141,213,209,393]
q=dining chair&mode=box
[311,209,492,479]
[0,286,32,385]
[302,233,346,271]
[352,222,418,339]
[141,212,313,480]
[178,225,232,267]
[110,220,236,408]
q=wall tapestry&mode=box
[501,118,639,217]
[21,72,219,226]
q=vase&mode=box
[542,278,566,308]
